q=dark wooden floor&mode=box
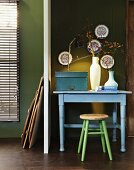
[0,137,134,170]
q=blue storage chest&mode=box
[55,71,88,91]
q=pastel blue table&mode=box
[53,90,132,152]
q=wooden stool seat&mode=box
[78,113,112,161]
[80,114,109,120]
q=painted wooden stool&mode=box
[78,114,112,161]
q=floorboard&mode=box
[0,137,134,170]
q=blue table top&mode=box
[53,90,132,94]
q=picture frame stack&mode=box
[21,76,44,149]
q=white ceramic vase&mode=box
[104,70,118,88]
[90,56,101,90]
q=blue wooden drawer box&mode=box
[55,71,88,91]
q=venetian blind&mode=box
[0,0,19,121]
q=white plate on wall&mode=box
[95,25,109,39]
[87,39,101,54]
[58,51,72,65]
[100,55,114,69]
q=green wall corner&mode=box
[0,0,43,137]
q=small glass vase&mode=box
[90,56,101,90]
[104,70,118,89]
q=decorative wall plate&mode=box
[87,39,101,54]
[58,51,72,65]
[95,25,109,39]
[100,55,114,69]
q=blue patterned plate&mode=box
[87,39,101,54]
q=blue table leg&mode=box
[113,103,117,142]
[120,104,126,152]
[59,94,65,151]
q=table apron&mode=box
[59,94,126,105]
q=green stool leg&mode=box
[78,120,86,154]
[102,120,113,160]
[81,120,89,161]
[99,121,106,153]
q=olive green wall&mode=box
[0,0,43,137]
[51,0,126,138]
